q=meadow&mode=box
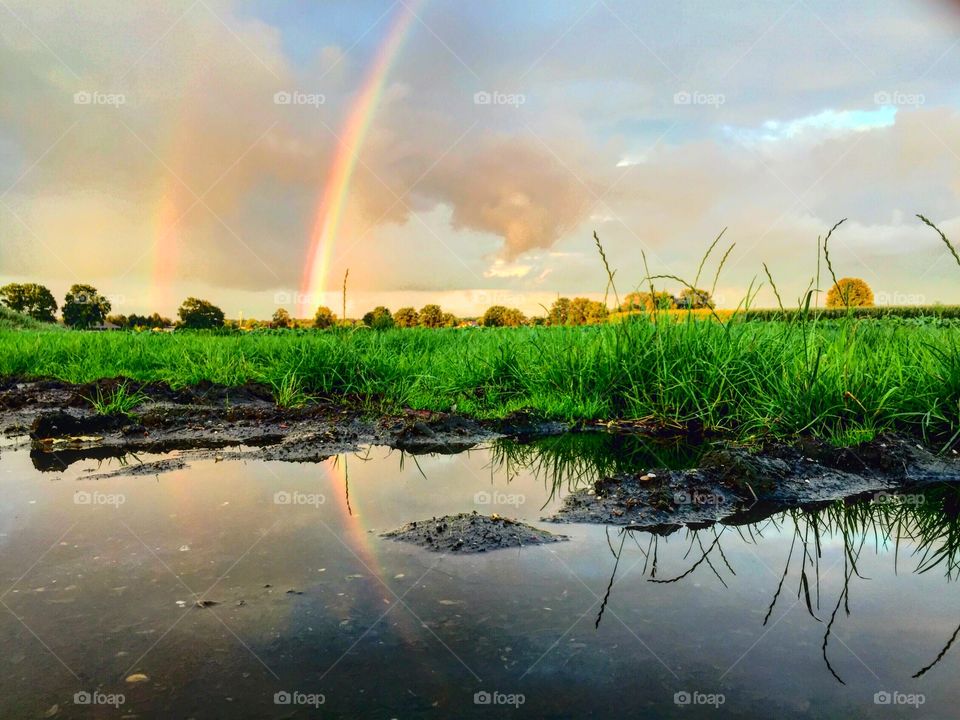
[2,311,958,448]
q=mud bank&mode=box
[6,379,960,537]
[546,436,960,530]
[1,379,555,471]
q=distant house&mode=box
[87,321,122,331]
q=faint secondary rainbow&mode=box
[298,0,425,317]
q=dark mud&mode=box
[2,379,528,472]
[546,436,960,530]
[383,512,568,553]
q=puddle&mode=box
[0,440,958,718]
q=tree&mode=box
[441,312,458,327]
[394,307,419,328]
[62,284,111,328]
[362,306,394,330]
[827,277,874,308]
[0,283,58,322]
[177,297,225,329]
[418,304,444,328]
[313,306,336,329]
[126,313,173,329]
[567,297,609,325]
[621,291,676,312]
[271,308,292,329]
[482,305,526,327]
[547,297,570,326]
[677,287,714,310]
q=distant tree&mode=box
[567,297,609,325]
[441,312,458,327]
[62,284,111,328]
[547,297,570,326]
[177,297,225,329]
[0,282,58,322]
[362,306,394,330]
[827,277,874,308]
[419,304,445,328]
[620,291,675,312]
[271,308,292,329]
[394,307,419,328]
[676,287,714,310]
[482,305,527,327]
[106,314,128,328]
[126,312,173,329]
[313,306,336,329]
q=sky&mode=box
[2,0,960,319]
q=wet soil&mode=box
[1,378,521,471]
[546,436,960,531]
[382,512,568,553]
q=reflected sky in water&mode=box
[0,439,958,718]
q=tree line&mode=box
[0,277,877,332]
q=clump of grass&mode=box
[85,381,147,417]
[271,370,313,409]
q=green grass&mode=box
[0,305,59,331]
[84,381,147,417]
[1,316,959,447]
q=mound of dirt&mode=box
[383,512,568,553]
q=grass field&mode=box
[2,313,959,448]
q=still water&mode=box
[0,435,958,718]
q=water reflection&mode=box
[4,436,960,717]
[596,485,960,683]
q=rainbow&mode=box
[298,0,425,317]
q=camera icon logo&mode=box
[874,691,892,705]
[74,91,92,105]
[673,91,691,105]
[74,490,92,505]
[874,91,891,105]
[473,491,492,505]
[474,690,492,705]
[274,691,292,704]
[274,491,292,505]
[474,91,492,105]
[274,91,292,105]
[73,691,92,705]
